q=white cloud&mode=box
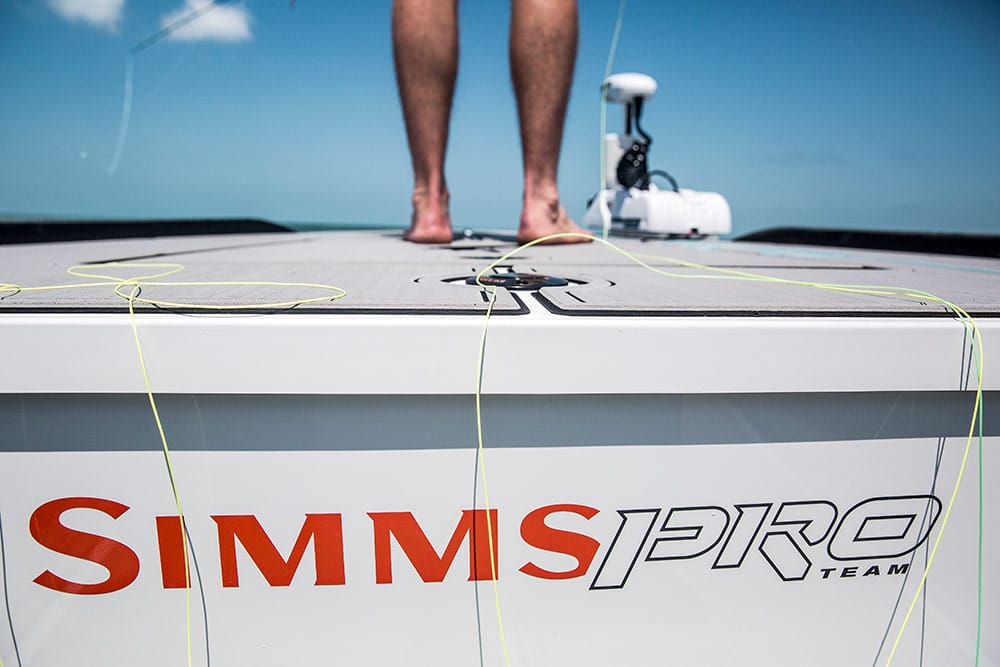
[48,0,125,32]
[161,0,252,43]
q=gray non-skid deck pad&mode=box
[1,230,998,315]
[0,231,525,313]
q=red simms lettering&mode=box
[369,510,499,584]
[519,504,600,580]
[30,497,140,595]
[212,514,345,587]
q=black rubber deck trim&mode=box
[529,292,999,318]
[0,292,530,316]
[734,227,1000,258]
[0,218,291,244]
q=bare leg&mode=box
[510,0,591,244]
[393,0,457,243]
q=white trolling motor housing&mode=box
[583,73,732,237]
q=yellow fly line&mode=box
[0,237,986,667]
[2,262,347,667]
[472,232,985,667]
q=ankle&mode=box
[523,190,561,222]
[412,183,450,210]
[523,179,560,207]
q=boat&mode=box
[0,223,996,665]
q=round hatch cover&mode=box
[466,272,569,290]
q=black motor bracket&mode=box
[616,98,654,190]
[616,140,649,189]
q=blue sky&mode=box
[1,0,998,237]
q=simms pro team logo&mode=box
[27,494,940,595]
[589,495,940,588]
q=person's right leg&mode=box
[510,0,591,244]
[393,0,458,243]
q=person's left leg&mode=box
[510,0,592,244]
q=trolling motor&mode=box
[583,73,732,237]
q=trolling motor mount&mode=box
[583,73,732,237]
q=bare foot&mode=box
[403,190,453,243]
[517,195,593,245]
